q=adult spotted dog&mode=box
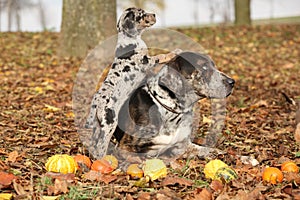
[114,52,235,160]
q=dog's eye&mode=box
[136,16,141,21]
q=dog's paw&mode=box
[172,48,183,55]
[185,143,226,159]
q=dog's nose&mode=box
[150,13,155,18]
[227,78,235,87]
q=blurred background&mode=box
[0,0,299,32]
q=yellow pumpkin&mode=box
[45,154,77,174]
[214,167,238,183]
[203,159,228,179]
[103,155,118,170]
[143,159,167,181]
[127,164,144,179]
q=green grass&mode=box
[170,15,300,29]
[253,15,300,25]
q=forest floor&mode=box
[0,24,300,199]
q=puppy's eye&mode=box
[136,16,141,21]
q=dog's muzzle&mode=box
[143,13,156,27]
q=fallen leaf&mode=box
[13,179,28,196]
[137,192,151,200]
[44,104,61,112]
[202,115,212,124]
[0,160,8,171]
[41,196,61,200]
[83,170,100,181]
[45,172,75,183]
[194,188,212,200]
[47,179,68,195]
[295,123,300,143]
[134,176,150,188]
[283,63,294,69]
[210,180,223,192]
[126,193,134,200]
[282,184,293,196]
[7,150,18,163]
[296,102,300,124]
[34,86,44,94]
[0,193,13,200]
[65,111,75,118]
[83,170,117,184]
[284,172,300,184]
[100,174,118,184]
[0,171,18,187]
[156,188,181,200]
[161,176,193,186]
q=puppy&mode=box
[86,7,177,159]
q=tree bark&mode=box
[0,1,2,31]
[234,0,251,25]
[60,0,117,58]
[38,0,47,30]
[7,0,13,31]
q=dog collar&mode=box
[146,83,183,114]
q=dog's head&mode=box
[147,52,235,111]
[168,52,235,99]
[117,7,156,37]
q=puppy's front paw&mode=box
[172,48,183,55]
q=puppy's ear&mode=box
[117,10,138,37]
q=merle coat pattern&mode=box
[113,52,235,159]
[86,8,177,159]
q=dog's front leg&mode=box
[185,143,226,159]
[152,49,182,64]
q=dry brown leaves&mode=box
[0,24,300,198]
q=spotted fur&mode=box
[86,8,177,159]
[113,52,235,159]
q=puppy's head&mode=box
[117,7,156,37]
[168,52,235,99]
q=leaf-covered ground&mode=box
[0,24,300,199]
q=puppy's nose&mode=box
[227,78,235,87]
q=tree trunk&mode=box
[60,0,117,58]
[16,5,20,31]
[0,1,2,32]
[234,0,251,25]
[7,0,13,31]
[38,0,47,30]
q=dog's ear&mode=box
[117,9,138,37]
[157,66,187,98]
[148,66,198,110]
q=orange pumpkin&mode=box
[281,161,299,173]
[91,159,114,174]
[262,167,283,184]
[73,154,92,169]
[127,164,143,179]
[45,154,77,174]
